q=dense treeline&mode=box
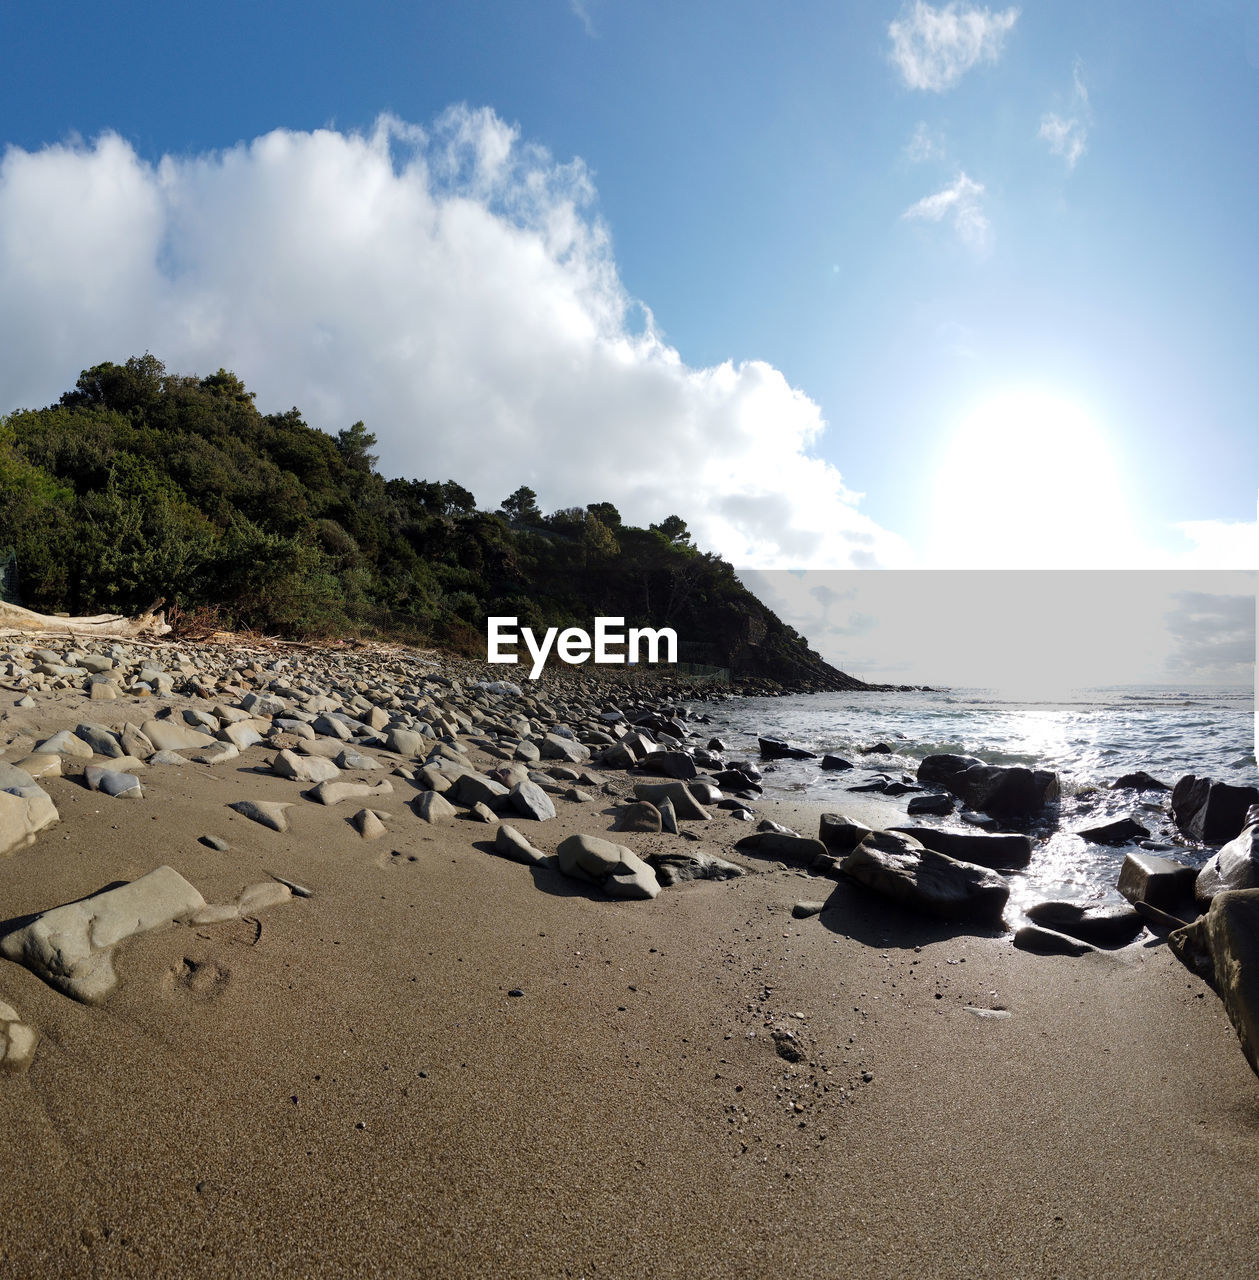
[0,355,863,685]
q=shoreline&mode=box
[2,635,1258,1277]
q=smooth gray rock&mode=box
[352,808,388,839]
[450,771,511,811]
[307,779,393,807]
[0,865,206,1003]
[658,796,679,835]
[541,734,591,764]
[0,784,59,856]
[141,718,216,752]
[842,830,1009,924]
[636,751,698,780]
[84,766,143,799]
[386,728,425,757]
[556,834,660,899]
[632,781,710,820]
[272,749,341,784]
[493,823,547,866]
[413,790,457,823]
[508,779,556,821]
[228,799,291,832]
[33,729,93,758]
[0,1001,38,1072]
[74,722,125,758]
[614,802,662,833]
[735,832,828,867]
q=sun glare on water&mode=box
[926,389,1139,569]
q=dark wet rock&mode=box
[917,754,1058,819]
[860,743,893,755]
[818,813,874,854]
[635,751,699,780]
[758,737,816,760]
[1111,771,1171,792]
[686,780,724,806]
[658,796,679,835]
[1013,924,1097,957]
[707,737,726,752]
[647,849,744,887]
[1117,851,1198,913]
[906,793,955,817]
[735,832,829,867]
[848,777,895,793]
[1024,901,1145,948]
[820,755,854,771]
[1171,775,1259,845]
[1076,816,1150,846]
[889,827,1033,870]
[714,769,761,793]
[1195,819,1259,903]
[841,830,1009,924]
[1169,889,1259,1079]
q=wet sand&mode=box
[2,677,1258,1278]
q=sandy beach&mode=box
[2,648,1258,1279]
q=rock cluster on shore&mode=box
[1,634,1257,1083]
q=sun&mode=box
[925,387,1139,569]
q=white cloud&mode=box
[888,1,1019,92]
[1039,62,1091,169]
[0,109,910,571]
[902,171,989,248]
[570,0,599,38]
[1170,519,1259,570]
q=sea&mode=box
[684,684,1257,915]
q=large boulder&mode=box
[841,830,1009,924]
[916,754,1058,819]
[0,865,206,1003]
[1195,812,1259,902]
[734,832,828,867]
[1024,901,1145,948]
[1169,889,1259,1079]
[631,781,710,820]
[1171,776,1259,844]
[556,834,660,899]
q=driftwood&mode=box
[0,597,170,639]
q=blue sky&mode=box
[1,0,1256,572]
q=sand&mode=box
[2,677,1258,1279]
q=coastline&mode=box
[2,638,1258,1277]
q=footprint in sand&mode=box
[165,956,231,1000]
[375,848,420,871]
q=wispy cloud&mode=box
[904,121,945,163]
[570,0,599,38]
[902,172,989,248]
[1039,61,1092,169]
[0,111,912,571]
[888,1,1019,91]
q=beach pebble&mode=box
[199,835,230,851]
[236,881,292,913]
[74,722,126,757]
[792,900,826,919]
[33,729,93,758]
[272,749,341,784]
[1013,924,1098,957]
[556,833,660,899]
[141,718,216,752]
